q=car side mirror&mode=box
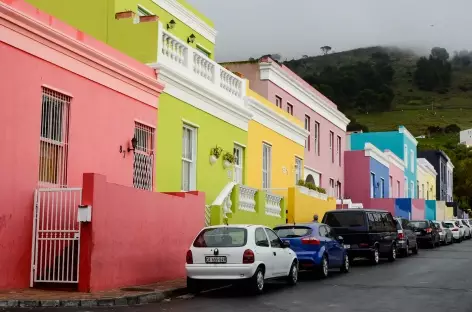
[282,240,290,248]
[337,236,344,243]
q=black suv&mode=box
[409,220,440,248]
[322,209,398,265]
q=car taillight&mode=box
[186,250,193,264]
[397,232,405,240]
[426,228,432,233]
[243,249,255,264]
[452,228,459,232]
[301,237,320,245]
[359,243,369,248]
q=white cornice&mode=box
[447,161,454,170]
[384,149,405,171]
[418,158,437,177]
[153,62,252,131]
[245,96,308,146]
[364,143,390,168]
[258,62,350,131]
[153,0,217,44]
[399,126,418,146]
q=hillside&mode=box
[284,46,472,137]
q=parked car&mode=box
[185,225,298,294]
[409,220,440,248]
[274,223,349,278]
[442,221,461,243]
[322,209,398,265]
[459,220,471,239]
[394,217,419,256]
[450,220,466,240]
[433,221,453,245]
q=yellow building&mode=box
[417,158,437,200]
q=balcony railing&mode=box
[265,193,283,217]
[239,185,257,212]
[158,23,244,98]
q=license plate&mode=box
[343,244,350,249]
[205,256,227,264]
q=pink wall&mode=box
[366,198,396,215]
[344,151,370,206]
[79,174,205,292]
[389,163,405,198]
[0,1,162,289]
[412,199,425,219]
[224,61,346,194]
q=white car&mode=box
[186,225,298,294]
[458,219,472,239]
[443,221,462,242]
[452,219,469,239]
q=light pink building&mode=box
[384,150,406,198]
[224,57,350,197]
[0,0,164,290]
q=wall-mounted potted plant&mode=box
[222,152,235,168]
[209,146,223,165]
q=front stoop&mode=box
[0,279,187,308]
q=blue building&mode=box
[349,126,418,198]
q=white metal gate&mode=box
[30,188,82,286]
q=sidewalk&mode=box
[0,279,187,308]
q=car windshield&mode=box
[443,222,454,228]
[193,227,247,247]
[274,226,312,238]
[461,220,469,226]
[409,221,429,229]
[324,212,366,227]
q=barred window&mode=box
[133,122,155,191]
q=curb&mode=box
[0,287,188,308]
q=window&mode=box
[193,227,247,248]
[324,211,366,228]
[265,228,282,248]
[397,180,400,197]
[422,183,425,199]
[336,135,341,166]
[404,177,408,197]
[295,157,303,183]
[275,95,282,109]
[262,143,272,189]
[329,178,335,197]
[380,178,385,198]
[410,150,414,173]
[255,228,269,247]
[336,181,342,199]
[39,88,70,187]
[410,181,414,198]
[196,45,211,58]
[416,180,420,199]
[304,115,311,150]
[404,144,408,168]
[329,131,334,163]
[426,182,429,199]
[137,5,152,16]
[370,172,376,198]
[133,122,155,191]
[314,121,320,156]
[286,103,293,115]
[274,226,312,238]
[182,125,197,191]
[233,144,244,184]
[318,226,328,237]
[389,176,393,197]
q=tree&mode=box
[320,46,332,55]
[431,47,449,62]
[445,124,461,133]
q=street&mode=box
[10,240,472,312]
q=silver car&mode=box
[434,221,453,245]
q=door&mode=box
[265,228,289,276]
[378,212,394,253]
[383,213,397,250]
[318,226,335,264]
[325,225,343,266]
[254,227,274,277]
[402,218,417,247]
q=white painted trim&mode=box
[41,84,74,98]
[258,62,350,131]
[399,126,418,146]
[418,158,438,177]
[153,0,217,44]
[233,141,246,148]
[446,159,455,170]
[154,63,252,131]
[384,149,405,171]
[294,154,304,160]
[181,118,200,128]
[134,118,156,129]
[364,143,390,168]
[196,43,211,55]
[262,140,273,146]
[137,4,154,16]
[304,165,322,176]
[245,96,308,146]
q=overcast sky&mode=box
[186,0,472,62]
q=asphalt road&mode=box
[10,241,472,312]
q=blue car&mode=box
[273,223,350,278]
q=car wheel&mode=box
[187,277,201,294]
[403,243,410,257]
[411,242,419,255]
[388,244,396,262]
[317,255,329,278]
[249,267,265,294]
[287,261,298,286]
[430,240,436,248]
[340,253,350,273]
[370,246,380,265]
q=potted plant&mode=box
[209,146,223,165]
[222,152,235,168]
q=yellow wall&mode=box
[245,88,305,190]
[286,187,336,223]
[417,167,437,200]
[436,201,447,220]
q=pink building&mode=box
[384,150,406,198]
[224,57,350,197]
[0,0,164,290]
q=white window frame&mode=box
[404,144,408,168]
[422,183,425,199]
[275,95,282,109]
[329,178,335,197]
[370,172,375,198]
[295,157,303,183]
[426,182,429,199]
[182,124,197,191]
[336,135,341,166]
[233,144,244,184]
[286,103,293,115]
[329,131,334,163]
[196,44,211,58]
[304,115,311,150]
[397,180,400,198]
[410,181,414,198]
[410,150,414,173]
[314,121,320,156]
[404,177,408,197]
[262,143,272,189]
[380,178,385,198]
[389,176,393,197]
[133,122,155,191]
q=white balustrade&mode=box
[239,185,257,212]
[158,25,244,98]
[298,186,329,201]
[265,193,283,217]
